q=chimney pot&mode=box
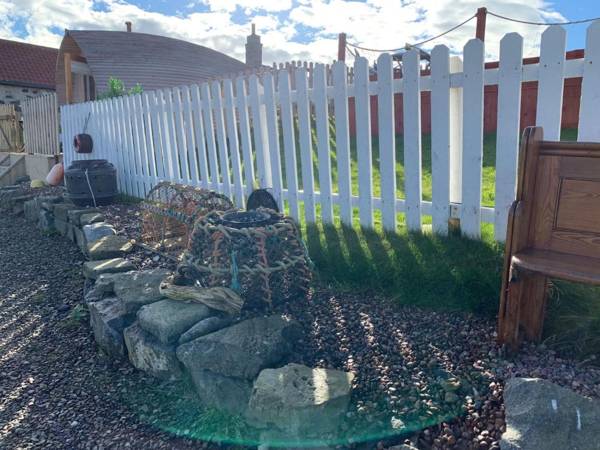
[246,23,262,68]
[125,21,132,32]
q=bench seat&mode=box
[512,249,600,286]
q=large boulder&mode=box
[246,363,354,435]
[79,212,105,226]
[88,297,134,359]
[176,315,302,380]
[137,299,214,344]
[67,208,100,226]
[123,322,182,380]
[501,377,600,450]
[86,235,133,260]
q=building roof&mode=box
[0,39,58,89]
[64,30,248,94]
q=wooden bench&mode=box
[498,126,600,349]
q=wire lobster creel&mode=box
[177,208,312,311]
[141,182,233,258]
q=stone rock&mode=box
[65,222,76,242]
[38,209,55,232]
[84,275,117,304]
[54,218,68,235]
[112,269,171,314]
[87,235,133,260]
[88,297,134,359]
[82,222,116,245]
[177,315,302,380]
[501,377,600,450]
[123,322,181,380]
[79,212,105,226]
[74,226,86,252]
[178,316,233,344]
[83,258,134,280]
[138,299,214,344]
[67,208,100,226]
[187,369,252,415]
[246,363,354,435]
[53,203,77,222]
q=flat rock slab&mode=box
[501,377,600,450]
[124,322,181,380]
[67,208,100,226]
[178,316,232,345]
[80,212,105,226]
[82,223,116,245]
[83,258,135,280]
[177,315,302,381]
[138,299,214,344]
[89,297,134,359]
[53,203,78,221]
[87,235,133,260]
[247,363,354,435]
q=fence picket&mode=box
[494,33,523,241]
[313,63,334,224]
[172,87,191,185]
[147,91,167,181]
[461,39,485,238]
[200,83,221,191]
[181,86,200,187]
[430,45,451,235]
[377,53,396,231]
[211,81,232,198]
[354,57,373,228]
[235,77,256,196]
[296,67,316,223]
[536,26,566,141]
[332,61,352,226]
[402,49,423,231]
[262,73,284,210]
[248,75,272,189]
[190,85,210,188]
[223,79,246,207]
[278,71,300,221]
[578,20,600,141]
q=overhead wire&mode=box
[487,10,600,26]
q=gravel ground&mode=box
[2,203,599,450]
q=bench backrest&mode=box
[516,126,600,259]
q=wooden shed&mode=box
[56,28,248,105]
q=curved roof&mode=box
[65,30,248,93]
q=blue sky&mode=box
[0,0,598,63]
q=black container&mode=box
[64,159,117,206]
[74,134,93,153]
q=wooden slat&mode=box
[461,39,485,238]
[402,49,423,231]
[200,83,221,191]
[495,33,523,241]
[296,67,316,223]
[313,63,334,224]
[578,20,600,141]
[248,75,272,189]
[172,87,191,184]
[181,86,200,186]
[354,57,374,228]
[430,45,451,235]
[190,85,210,188]
[332,60,352,226]
[211,81,232,197]
[278,70,300,221]
[377,53,396,231]
[223,79,245,207]
[235,77,256,196]
[262,72,284,210]
[536,26,566,141]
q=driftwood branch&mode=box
[159,278,243,316]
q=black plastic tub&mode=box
[64,159,117,206]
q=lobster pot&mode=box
[180,209,312,310]
[141,182,233,258]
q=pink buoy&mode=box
[46,162,64,186]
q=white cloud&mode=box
[0,0,571,65]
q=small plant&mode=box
[60,304,89,330]
[97,77,143,99]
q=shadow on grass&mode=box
[305,222,504,317]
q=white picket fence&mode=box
[22,93,60,155]
[61,22,600,241]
